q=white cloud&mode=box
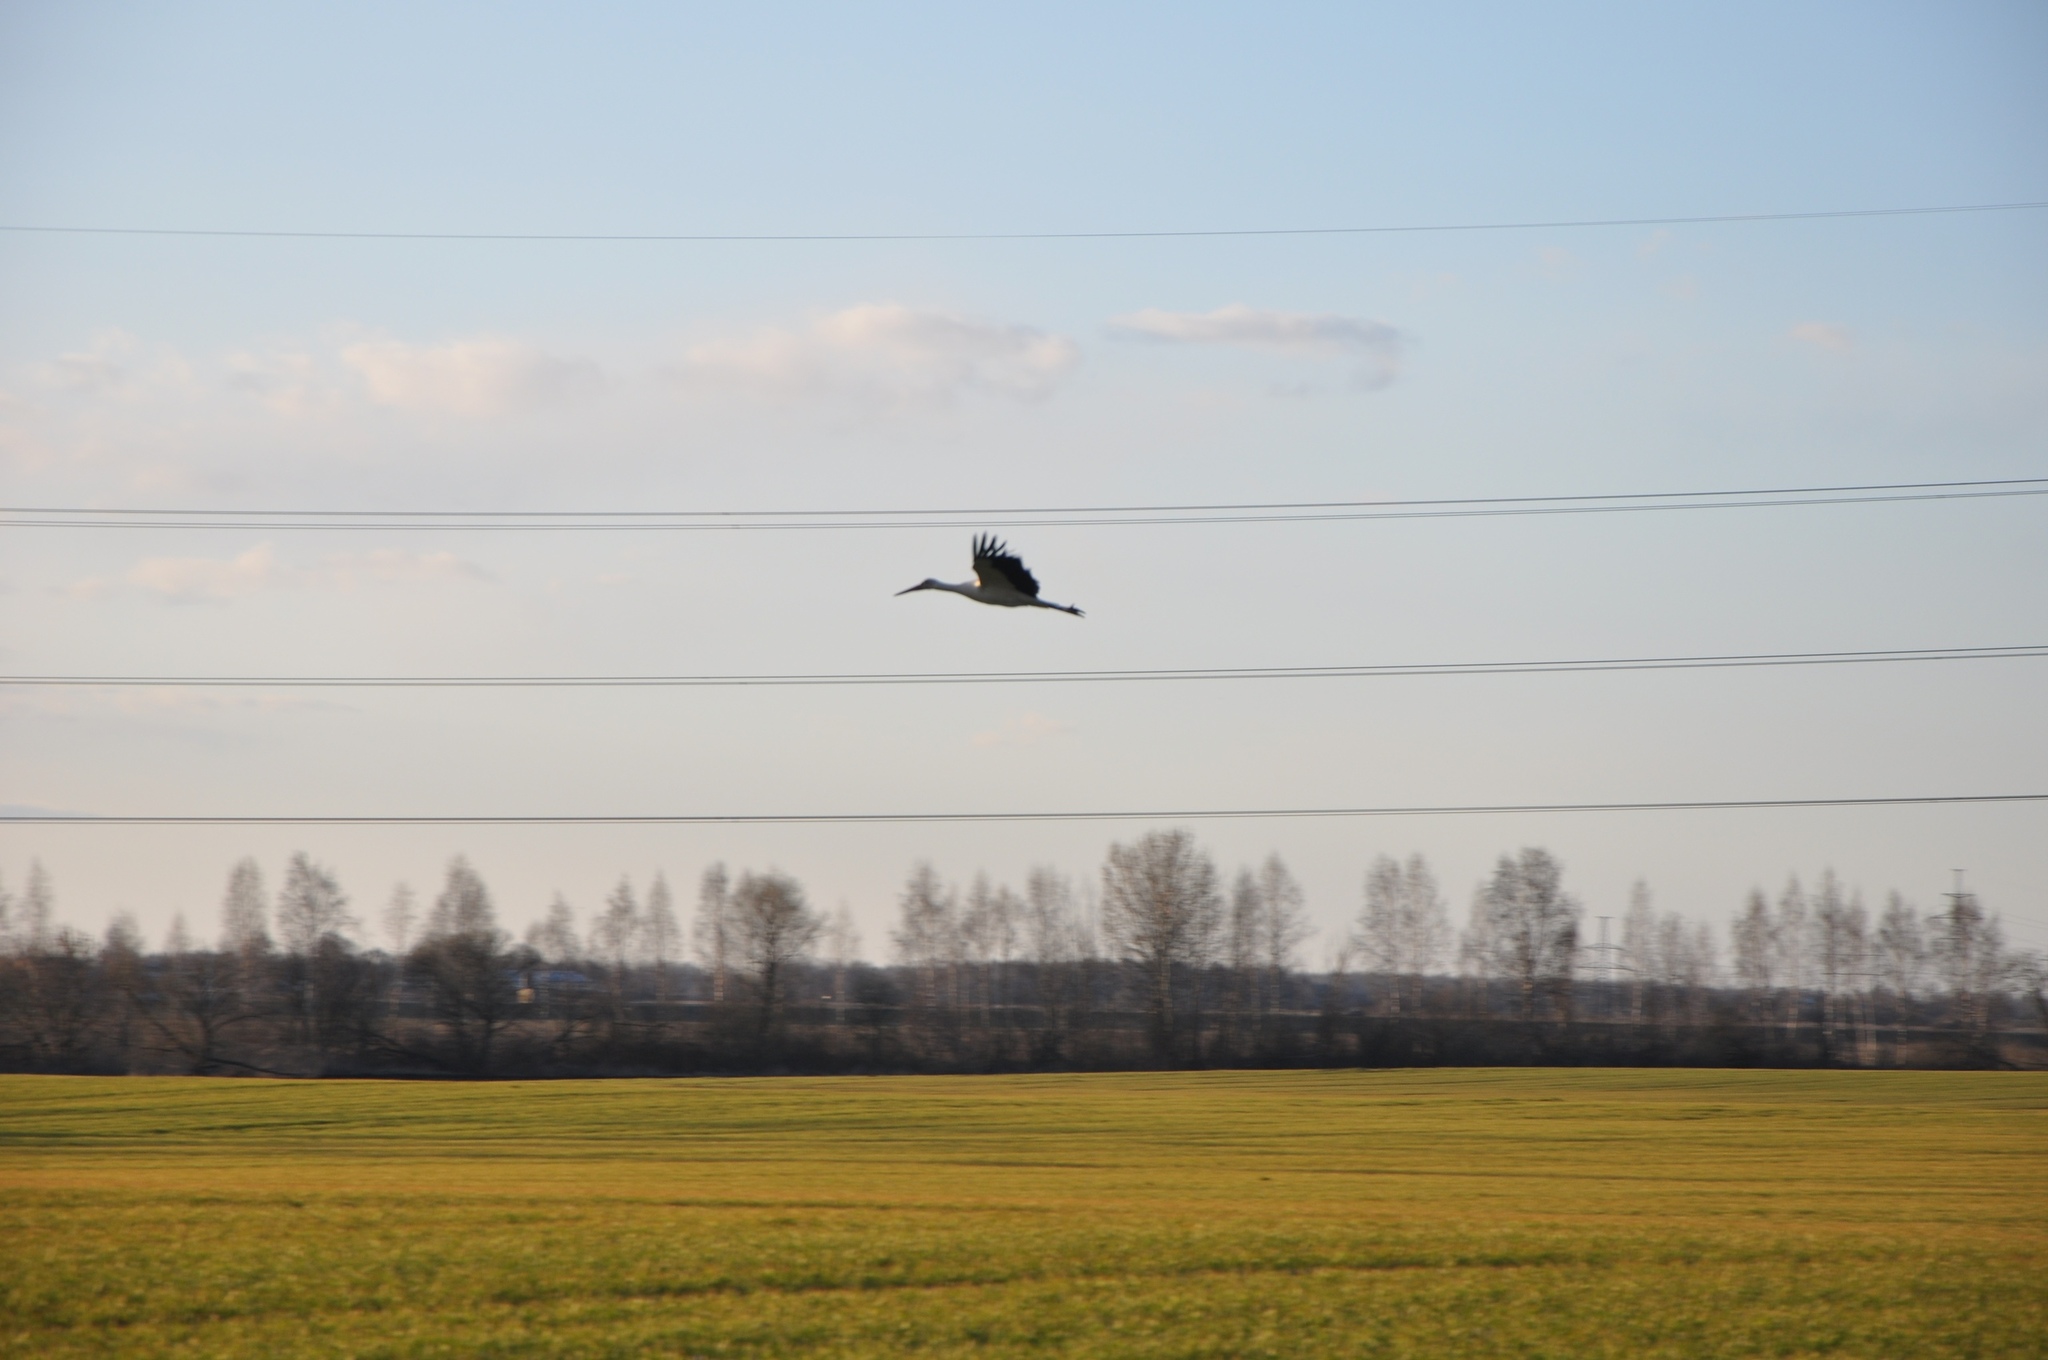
[677,303,1080,404]
[1789,321,1855,353]
[30,329,140,394]
[1106,304,1405,390]
[127,544,284,601]
[971,711,1074,748]
[225,347,343,418]
[16,327,600,433]
[59,576,115,601]
[29,330,196,402]
[319,549,492,588]
[339,336,600,416]
[119,544,489,602]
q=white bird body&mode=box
[897,535,1084,617]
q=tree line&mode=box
[2,831,2042,1077]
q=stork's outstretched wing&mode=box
[972,534,1041,598]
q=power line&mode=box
[14,476,2042,518]
[10,644,2042,690]
[2,200,2042,244]
[8,479,2045,532]
[5,794,2043,826]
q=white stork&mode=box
[896,535,1084,616]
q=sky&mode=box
[2,0,2045,963]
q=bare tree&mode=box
[1224,870,1262,1045]
[960,874,999,1021]
[994,885,1022,960]
[2014,950,2048,1036]
[1663,916,1717,1028]
[521,892,592,1049]
[1025,867,1086,966]
[220,858,270,957]
[0,867,104,1071]
[138,916,270,1075]
[410,856,523,1074]
[1619,881,1657,1024]
[892,862,958,1011]
[272,853,353,1044]
[99,913,144,1061]
[5,925,103,1070]
[1355,853,1449,1015]
[693,864,733,1003]
[1931,880,2007,1041]
[1690,921,1719,1014]
[1254,854,1310,1009]
[276,853,353,956]
[957,876,1021,1025]
[1024,866,1090,1055]
[1224,854,1310,1042]
[18,860,54,954]
[591,876,642,1022]
[645,872,680,1000]
[1469,848,1580,1022]
[1731,888,1776,1035]
[1319,932,1358,1055]
[1873,891,1926,1053]
[1100,829,1221,1057]
[1774,877,1810,1047]
[104,913,144,962]
[527,892,582,963]
[425,856,494,937]
[1810,870,1868,1064]
[1651,912,1690,1024]
[730,870,821,1034]
[383,882,418,957]
[823,901,862,1021]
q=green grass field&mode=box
[1,1069,2043,1358]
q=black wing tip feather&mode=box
[971,532,1040,597]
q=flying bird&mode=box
[896,535,1084,616]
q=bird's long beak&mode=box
[895,581,932,595]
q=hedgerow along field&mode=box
[1,1070,2042,1358]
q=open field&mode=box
[1,1070,2044,1358]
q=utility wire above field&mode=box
[2,200,2042,243]
[8,478,2044,532]
[6,794,2045,827]
[8,644,2042,690]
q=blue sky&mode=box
[2,1,2045,960]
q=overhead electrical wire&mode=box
[16,476,2044,518]
[2,200,2043,244]
[8,478,2045,532]
[5,794,2044,827]
[9,644,2042,690]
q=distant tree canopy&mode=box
[0,840,2039,1077]
[1100,829,1222,1057]
[730,870,821,1032]
[1468,848,1580,1021]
